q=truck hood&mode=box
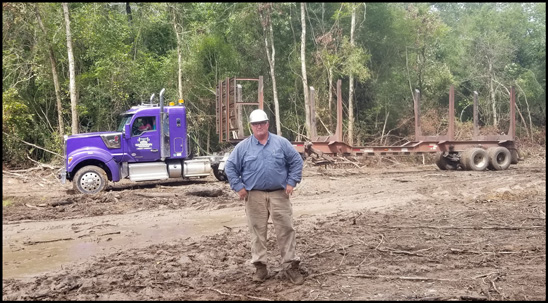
[66,131,123,153]
[68,131,119,139]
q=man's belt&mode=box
[253,188,284,192]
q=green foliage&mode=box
[340,38,370,82]
[2,88,33,134]
[2,88,34,165]
[516,69,543,101]
[3,198,13,208]
[1,2,545,167]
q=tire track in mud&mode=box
[416,165,546,203]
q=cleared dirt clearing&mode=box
[3,150,545,300]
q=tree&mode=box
[170,3,184,101]
[35,4,65,140]
[347,4,357,146]
[300,2,311,139]
[308,3,344,132]
[339,3,369,144]
[62,2,79,135]
[258,3,282,136]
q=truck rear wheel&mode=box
[460,148,489,171]
[212,165,228,182]
[487,146,511,170]
[74,165,108,194]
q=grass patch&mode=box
[3,198,13,207]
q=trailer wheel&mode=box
[435,152,458,170]
[460,148,488,171]
[73,165,108,194]
[487,146,511,170]
[509,149,519,164]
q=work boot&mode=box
[252,263,268,282]
[283,261,304,285]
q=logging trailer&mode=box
[216,77,520,173]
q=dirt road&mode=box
[2,151,546,300]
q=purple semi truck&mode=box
[60,89,228,194]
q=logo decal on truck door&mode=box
[135,137,152,150]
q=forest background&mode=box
[2,3,546,167]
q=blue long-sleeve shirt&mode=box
[225,132,303,192]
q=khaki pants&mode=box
[245,189,299,268]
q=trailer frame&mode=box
[216,77,520,171]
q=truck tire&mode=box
[73,165,108,194]
[487,146,511,171]
[212,165,228,182]
[435,152,458,170]
[460,148,488,171]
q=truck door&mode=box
[169,111,187,158]
[128,116,161,162]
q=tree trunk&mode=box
[381,110,389,145]
[207,123,210,154]
[328,66,333,129]
[490,78,497,127]
[35,4,64,140]
[347,5,356,146]
[259,3,281,136]
[488,61,497,127]
[515,83,534,142]
[514,96,530,138]
[170,4,184,100]
[62,2,79,135]
[126,2,132,23]
[268,11,281,136]
[301,2,311,138]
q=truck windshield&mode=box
[117,114,134,132]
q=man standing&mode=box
[225,109,304,285]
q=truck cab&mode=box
[61,89,228,194]
[118,104,188,163]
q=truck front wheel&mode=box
[73,165,108,194]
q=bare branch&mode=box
[207,288,273,301]
[3,131,63,158]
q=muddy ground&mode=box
[2,148,546,301]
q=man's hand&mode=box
[237,188,248,200]
[285,184,295,195]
